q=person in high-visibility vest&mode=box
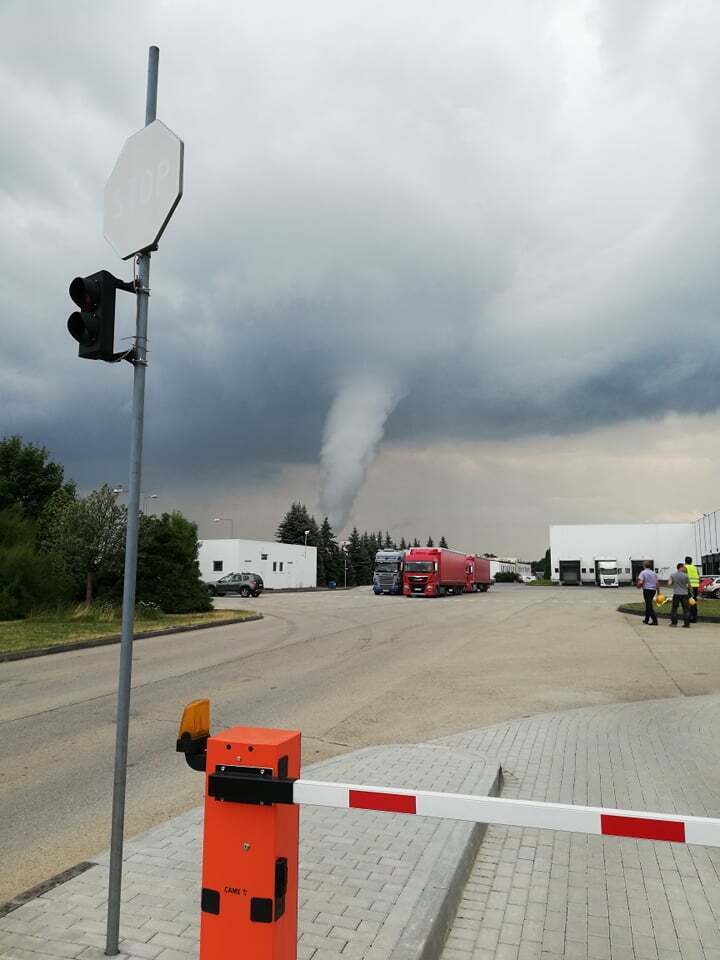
[685,556,700,623]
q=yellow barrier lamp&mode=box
[176,699,210,771]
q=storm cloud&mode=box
[2,0,720,535]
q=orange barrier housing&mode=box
[199,726,301,959]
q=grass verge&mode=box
[619,599,720,621]
[527,579,556,586]
[0,607,259,655]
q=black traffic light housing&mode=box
[68,270,135,361]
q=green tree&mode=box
[543,548,551,580]
[40,485,126,604]
[0,505,73,619]
[412,538,420,547]
[399,536,407,550]
[346,527,365,587]
[383,531,394,549]
[318,517,343,586]
[135,512,211,613]
[276,502,318,547]
[439,536,448,548]
[426,536,434,547]
[0,435,73,518]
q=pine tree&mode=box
[275,502,322,582]
[318,516,343,586]
[426,536,434,547]
[543,548,551,581]
[384,531,394,549]
[276,502,317,545]
[346,527,363,587]
[412,538,420,547]
[360,532,374,584]
[399,536,407,550]
[439,535,448,548]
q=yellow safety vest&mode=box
[686,563,700,587]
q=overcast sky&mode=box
[2,0,719,557]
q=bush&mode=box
[0,505,74,620]
[135,512,211,614]
[494,571,519,583]
[136,600,163,620]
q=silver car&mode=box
[206,571,263,598]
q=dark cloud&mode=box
[2,0,720,526]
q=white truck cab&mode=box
[596,559,619,587]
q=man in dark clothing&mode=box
[636,559,658,625]
[667,563,691,628]
[685,556,700,623]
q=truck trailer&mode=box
[373,549,405,595]
[466,555,493,592]
[403,547,468,597]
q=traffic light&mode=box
[68,270,134,360]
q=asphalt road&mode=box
[2,584,720,904]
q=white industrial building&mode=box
[198,538,317,590]
[549,523,700,586]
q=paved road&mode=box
[2,585,720,904]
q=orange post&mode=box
[198,726,300,960]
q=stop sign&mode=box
[104,119,184,260]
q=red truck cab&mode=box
[403,547,468,597]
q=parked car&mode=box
[700,576,720,599]
[206,572,263,597]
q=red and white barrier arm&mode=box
[293,779,720,847]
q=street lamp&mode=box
[213,517,234,538]
[341,539,350,590]
[304,529,310,558]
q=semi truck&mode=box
[466,555,493,592]
[373,549,405,594]
[403,547,470,597]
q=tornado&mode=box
[319,378,402,530]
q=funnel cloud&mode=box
[320,379,403,529]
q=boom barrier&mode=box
[176,701,720,960]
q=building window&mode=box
[554,568,558,573]
[279,562,284,572]
[213,560,223,572]
[273,562,277,572]
[261,553,268,560]
[581,568,586,573]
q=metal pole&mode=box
[105,45,158,957]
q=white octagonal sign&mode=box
[104,119,184,260]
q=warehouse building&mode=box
[549,523,697,586]
[198,538,317,590]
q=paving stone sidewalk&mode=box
[0,742,500,960]
[438,695,720,960]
